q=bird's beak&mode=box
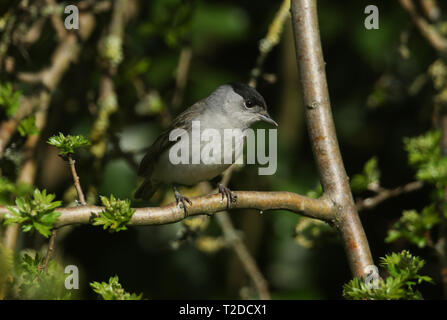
[258,110,278,127]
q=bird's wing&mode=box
[137,99,207,177]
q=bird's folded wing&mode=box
[137,100,206,177]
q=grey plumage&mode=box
[135,83,276,201]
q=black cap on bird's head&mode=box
[228,82,278,127]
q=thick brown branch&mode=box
[0,191,334,228]
[291,0,374,278]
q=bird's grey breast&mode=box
[151,105,246,185]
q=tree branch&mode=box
[249,0,290,87]
[356,181,424,211]
[67,155,87,205]
[215,212,270,300]
[0,191,334,228]
[399,0,447,52]
[0,13,95,158]
[290,0,374,278]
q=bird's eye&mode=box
[245,100,254,108]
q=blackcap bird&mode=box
[134,83,277,214]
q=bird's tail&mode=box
[134,179,159,200]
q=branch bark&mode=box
[290,0,374,278]
[68,155,87,206]
[0,191,334,228]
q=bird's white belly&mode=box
[152,129,245,185]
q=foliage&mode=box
[10,252,72,300]
[294,217,335,248]
[386,205,440,248]
[404,130,446,185]
[300,157,381,248]
[47,133,91,156]
[386,131,447,249]
[306,156,381,198]
[195,236,227,253]
[306,184,323,199]
[100,35,123,67]
[343,251,433,300]
[0,82,20,117]
[90,276,143,300]
[0,243,14,299]
[0,177,33,205]
[92,195,135,232]
[350,157,381,193]
[4,189,61,238]
[18,116,39,137]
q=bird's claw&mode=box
[174,188,192,216]
[218,183,237,209]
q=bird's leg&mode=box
[173,186,192,216]
[218,183,237,209]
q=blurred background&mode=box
[1,0,446,299]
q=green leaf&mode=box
[404,131,441,168]
[403,130,447,186]
[40,211,61,225]
[386,205,440,248]
[90,276,143,300]
[92,195,135,233]
[306,184,323,199]
[343,250,433,300]
[18,116,39,137]
[3,189,61,238]
[0,82,21,117]
[16,252,73,299]
[351,157,381,193]
[32,222,52,238]
[47,133,90,155]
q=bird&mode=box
[134,82,277,214]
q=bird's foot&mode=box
[218,183,237,209]
[174,187,192,216]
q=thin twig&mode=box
[42,229,57,271]
[420,0,440,22]
[356,181,424,211]
[207,165,271,300]
[68,155,87,205]
[0,13,96,158]
[1,12,96,250]
[172,47,193,110]
[249,0,290,87]
[399,0,447,52]
[45,0,67,40]
[215,212,270,300]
